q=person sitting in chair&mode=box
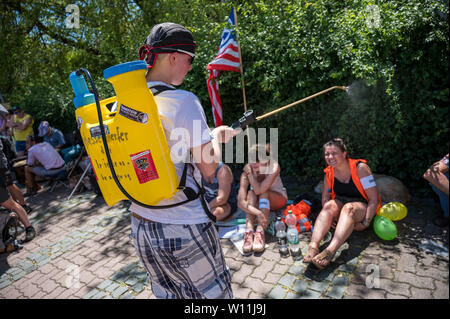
[24,135,66,196]
[38,121,66,150]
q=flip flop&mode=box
[312,249,334,270]
[303,245,319,263]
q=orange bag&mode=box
[282,200,314,233]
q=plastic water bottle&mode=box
[285,210,301,259]
[274,217,288,256]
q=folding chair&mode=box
[46,168,69,192]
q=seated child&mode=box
[202,162,238,221]
[237,143,288,253]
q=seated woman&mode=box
[423,154,449,227]
[238,143,288,253]
[304,138,381,270]
[202,162,238,221]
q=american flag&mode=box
[207,8,241,127]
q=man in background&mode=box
[11,106,34,157]
[38,121,66,150]
[24,135,65,196]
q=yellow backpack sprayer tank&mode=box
[69,61,178,207]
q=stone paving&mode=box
[0,180,448,300]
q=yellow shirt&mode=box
[13,114,34,141]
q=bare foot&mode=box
[312,249,335,270]
[303,244,319,263]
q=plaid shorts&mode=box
[130,215,233,299]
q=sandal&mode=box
[303,245,319,264]
[312,249,335,270]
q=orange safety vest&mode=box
[282,201,313,233]
[324,158,382,213]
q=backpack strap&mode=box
[177,163,216,223]
[145,85,216,222]
[149,85,176,96]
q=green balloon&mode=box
[373,215,397,240]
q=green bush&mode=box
[2,0,448,196]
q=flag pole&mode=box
[233,7,252,152]
[233,7,247,113]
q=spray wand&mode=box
[231,86,348,129]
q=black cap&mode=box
[139,22,196,67]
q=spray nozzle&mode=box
[231,110,257,130]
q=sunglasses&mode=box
[180,51,195,65]
[166,49,195,65]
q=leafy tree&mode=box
[0,0,448,195]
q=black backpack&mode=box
[0,137,15,163]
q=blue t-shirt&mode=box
[44,128,65,147]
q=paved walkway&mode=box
[0,181,448,300]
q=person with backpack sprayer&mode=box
[70,23,239,299]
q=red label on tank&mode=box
[130,150,159,184]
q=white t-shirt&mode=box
[129,81,213,224]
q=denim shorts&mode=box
[15,140,27,153]
[33,166,65,177]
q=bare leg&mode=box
[256,192,270,231]
[24,166,37,191]
[212,203,231,221]
[1,196,31,228]
[7,184,27,206]
[326,202,367,255]
[310,200,342,250]
[245,190,260,231]
[313,202,366,269]
[268,191,287,211]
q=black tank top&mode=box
[333,161,365,200]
